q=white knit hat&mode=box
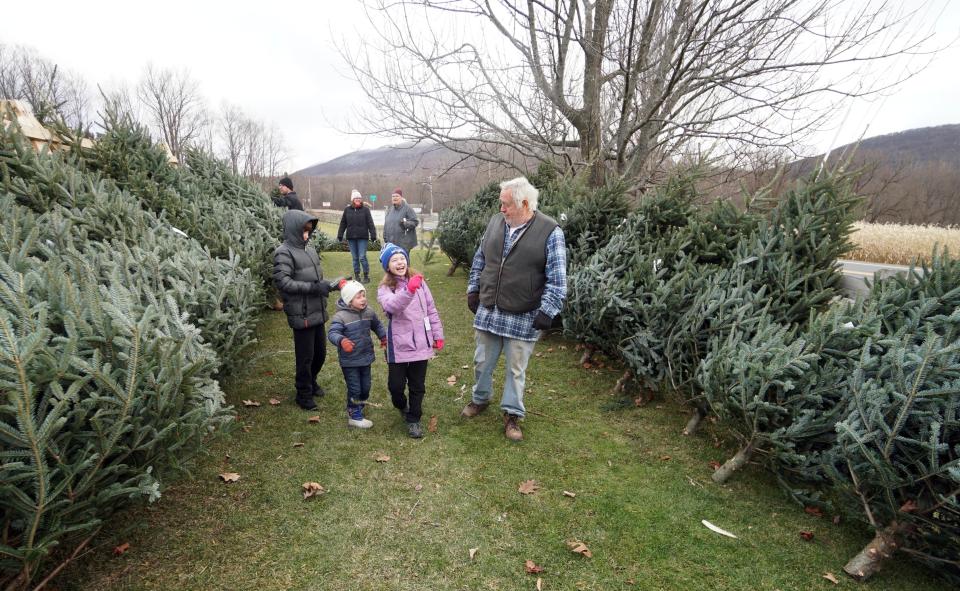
[340,280,365,306]
[351,190,362,201]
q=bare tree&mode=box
[136,64,208,159]
[0,43,90,130]
[344,0,945,187]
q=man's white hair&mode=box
[500,177,539,211]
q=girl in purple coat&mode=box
[377,243,444,438]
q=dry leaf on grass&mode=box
[302,482,326,499]
[428,416,438,433]
[566,540,593,558]
[461,365,469,369]
[375,454,391,463]
[366,401,383,408]
[701,520,738,539]
[804,506,824,518]
[113,542,130,556]
[242,400,261,407]
[263,370,274,376]
[469,547,478,560]
[660,455,672,461]
[562,491,576,498]
[537,577,543,590]
[292,442,305,448]
[799,530,815,541]
[308,416,321,424]
[518,480,540,495]
[823,572,839,584]
[708,461,722,471]
[269,398,281,406]
[547,347,554,352]
[219,472,240,483]
[446,375,458,385]
[524,559,544,574]
[415,484,423,492]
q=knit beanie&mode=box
[340,280,365,307]
[380,242,409,271]
[279,177,293,190]
[351,189,362,201]
[392,188,403,197]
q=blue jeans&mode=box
[342,365,372,410]
[471,330,537,418]
[348,239,369,277]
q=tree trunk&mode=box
[843,522,907,582]
[614,370,632,393]
[578,345,595,366]
[446,261,460,276]
[682,408,706,436]
[711,440,756,484]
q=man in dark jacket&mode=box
[273,177,304,210]
[336,190,378,283]
[274,210,343,410]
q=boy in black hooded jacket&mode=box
[273,210,344,410]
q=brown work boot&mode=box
[460,401,489,418]
[503,413,523,442]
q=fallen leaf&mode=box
[633,397,645,407]
[823,572,839,584]
[366,401,383,408]
[582,362,593,369]
[375,454,390,463]
[308,415,321,424]
[524,559,544,574]
[626,579,636,585]
[804,506,824,518]
[537,577,543,590]
[563,490,576,498]
[219,472,240,483]
[292,442,305,448]
[113,542,130,556]
[701,520,738,539]
[708,461,722,470]
[560,345,567,350]
[269,398,281,406]
[799,530,814,541]
[900,499,918,513]
[241,425,251,433]
[461,365,469,369]
[518,480,541,495]
[242,399,261,407]
[263,370,274,376]
[547,347,554,352]
[446,375,458,384]
[535,353,543,357]
[832,515,841,525]
[566,540,593,558]
[660,455,672,461]
[428,415,438,433]
[302,482,326,499]
[469,547,478,560]
[415,484,423,492]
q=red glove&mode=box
[433,339,444,350]
[340,338,354,353]
[338,278,348,289]
[407,274,423,293]
[380,337,388,349]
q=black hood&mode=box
[282,210,319,249]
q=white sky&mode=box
[2,0,958,171]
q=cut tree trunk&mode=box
[446,261,460,276]
[843,522,907,582]
[578,345,595,366]
[682,408,706,436]
[711,440,756,484]
[614,370,632,393]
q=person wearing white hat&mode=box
[336,190,377,284]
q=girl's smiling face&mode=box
[388,253,408,276]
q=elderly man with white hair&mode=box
[462,176,567,441]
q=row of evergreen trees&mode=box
[0,111,280,589]
[559,173,959,583]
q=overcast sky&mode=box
[2,0,958,171]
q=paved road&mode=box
[838,259,917,296]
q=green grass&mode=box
[57,252,949,590]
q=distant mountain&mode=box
[294,142,467,176]
[818,124,960,167]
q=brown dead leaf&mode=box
[219,472,240,483]
[566,540,593,558]
[469,547,478,560]
[242,400,261,407]
[547,347,554,353]
[415,484,423,492]
[308,415,321,424]
[113,542,130,556]
[563,490,576,498]
[302,482,326,499]
[582,362,593,369]
[461,364,469,369]
[804,506,824,518]
[799,530,814,541]
[535,352,543,357]
[292,442,305,448]
[446,374,458,385]
[660,455,672,461]
[823,572,839,584]
[518,480,540,495]
[536,577,543,590]
[900,499,918,513]
[524,559,544,574]
[708,461,722,471]
[263,370,274,376]
[241,425,251,433]
[375,454,391,463]
[560,345,567,350]
[428,415,438,433]
[626,579,636,585]
[269,398,281,406]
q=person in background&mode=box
[383,188,419,253]
[377,243,444,438]
[274,177,304,210]
[337,190,377,283]
[461,177,567,442]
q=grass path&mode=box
[59,252,948,590]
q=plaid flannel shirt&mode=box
[467,218,567,342]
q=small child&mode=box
[328,280,387,428]
[377,243,444,438]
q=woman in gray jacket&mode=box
[383,188,419,253]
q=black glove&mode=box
[312,281,330,296]
[467,292,479,314]
[533,311,553,330]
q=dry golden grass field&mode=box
[847,221,960,265]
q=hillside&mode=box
[294,142,471,176]
[814,124,960,167]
